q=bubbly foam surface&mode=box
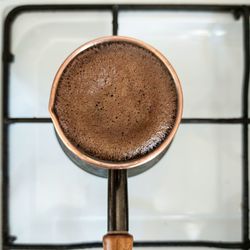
[54,41,178,162]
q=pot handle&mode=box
[104,170,133,250]
[103,233,133,250]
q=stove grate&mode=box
[2,4,250,250]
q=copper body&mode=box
[49,36,183,250]
[49,36,183,172]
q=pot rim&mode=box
[49,35,183,170]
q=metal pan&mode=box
[49,36,183,250]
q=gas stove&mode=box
[0,1,249,250]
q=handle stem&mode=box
[104,169,133,250]
[108,169,128,232]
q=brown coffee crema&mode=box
[54,41,178,162]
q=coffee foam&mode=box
[54,41,177,162]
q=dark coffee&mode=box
[54,41,177,162]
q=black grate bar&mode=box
[1,124,9,250]
[2,1,12,248]
[4,4,249,15]
[181,118,247,124]
[134,241,246,249]
[112,5,118,36]
[9,242,102,250]
[3,117,250,124]
[118,4,245,12]
[8,241,246,249]
[4,118,52,124]
[241,6,250,247]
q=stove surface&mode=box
[0,1,249,249]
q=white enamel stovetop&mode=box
[0,0,249,249]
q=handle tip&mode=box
[103,233,133,250]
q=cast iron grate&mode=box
[1,4,250,250]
